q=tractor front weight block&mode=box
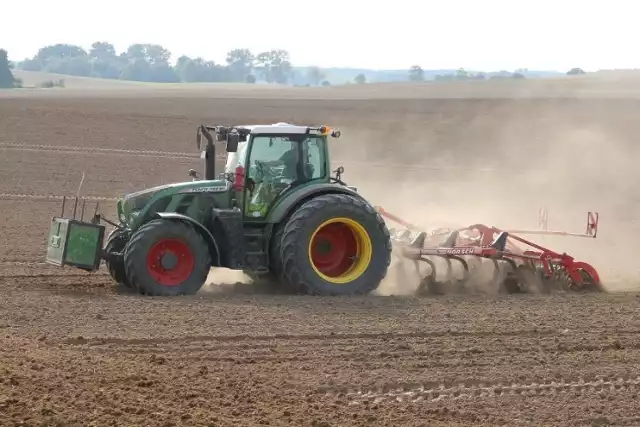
[46,216,106,272]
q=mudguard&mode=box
[266,183,364,224]
[153,212,222,266]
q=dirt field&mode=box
[1,85,640,426]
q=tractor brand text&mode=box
[182,184,230,193]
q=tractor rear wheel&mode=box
[124,219,211,296]
[105,229,130,288]
[280,194,391,295]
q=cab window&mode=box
[303,136,325,180]
[243,136,297,219]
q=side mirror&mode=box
[226,132,239,153]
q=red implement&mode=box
[376,207,602,295]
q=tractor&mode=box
[45,123,392,296]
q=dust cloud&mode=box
[201,104,640,296]
[335,117,640,295]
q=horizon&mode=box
[1,0,635,72]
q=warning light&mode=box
[317,125,341,138]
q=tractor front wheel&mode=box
[124,219,211,296]
[280,194,391,295]
[105,229,130,288]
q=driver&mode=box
[260,144,298,180]
[279,145,298,179]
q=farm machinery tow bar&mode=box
[376,207,603,295]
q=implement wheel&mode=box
[124,219,211,296]
[280,194,391,295]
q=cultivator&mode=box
[377,207,603,295]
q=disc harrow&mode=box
[376,207,602,295]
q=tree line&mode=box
[0,49,20,88]
[12,42,300,84]
[0,42,589,89]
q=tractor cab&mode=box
[213,123,342,220]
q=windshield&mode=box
[243,135,326,180]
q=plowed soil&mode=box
[1,88,640,426]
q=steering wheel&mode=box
[254,160,285,180]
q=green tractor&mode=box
[45,123,392,296]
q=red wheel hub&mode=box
[146,238,195,286]
[310,223,358,278]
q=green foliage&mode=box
[434,68,524,81]
[13,41,560,86]
[16,42,295,85]
[0,49,18,88]
[306,66,325,86]
[567,67,585,75]
[255,49,292,84]
[408,65,424,81]
[226,49,255,82]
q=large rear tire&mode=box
[280,194,391,296]
[124,219,211,296]
[105,229,131,288]
[265,225,298,293]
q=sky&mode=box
[0,0,635,72]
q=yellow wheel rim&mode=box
[308,217,373,284]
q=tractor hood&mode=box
[119,180,231,224]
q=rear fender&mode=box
[153,212,221,266]
[266,184,363,225]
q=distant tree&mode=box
[175,55,229,83]
[354,73,366,84]
[89,42,117,61]
[35,44,87,64]
[43,55,92,76]
[18,58,43,71]
[306,66,325,86]
[255,49,292,84]
[119,58,152,81]
[124,44,171,66]
[321,80,331,87]
[455,68,469,80]
[408,65,424,81]
[567,67,585,75]
[0,49,17,88]
[226,48,254,82]
[15,41,301,85]
[511,72,526,79]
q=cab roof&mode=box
[238,122,325,135]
